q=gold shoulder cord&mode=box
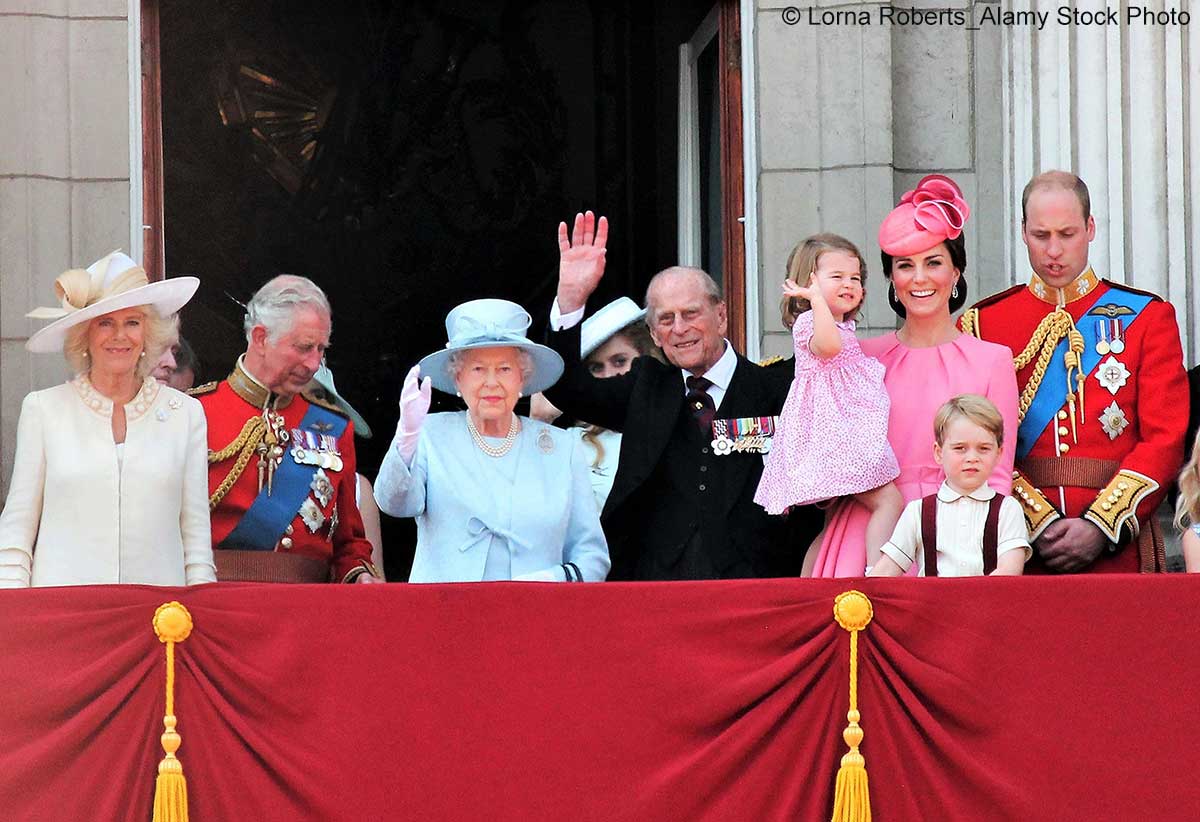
[207,416,267,510]
[1006,310,1085,433]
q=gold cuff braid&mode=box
[1011,470,1061,539]
[1083,469,1160,544]
[207,416,267,510]
[342,560,382,583]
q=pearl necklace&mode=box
[466,413,519,457]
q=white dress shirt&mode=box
[880,481,1031,577]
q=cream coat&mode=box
[0,376,216,587]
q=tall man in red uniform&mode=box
[194,275,381,583]
[961,171,1187,572]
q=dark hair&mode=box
[1021,170,1091,224]
[881,233,968,318]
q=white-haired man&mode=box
[194,275,382,582]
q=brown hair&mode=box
[933,394,1005,448]
[779,233,868,329]
[1021,170,1091,224]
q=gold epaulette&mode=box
[1011,470,1061,539]
[302,387,347,417]
[757,355,784,367]
[187,381,219,396]
[1083,469,1160,544]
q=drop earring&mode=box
[952,283,959,300]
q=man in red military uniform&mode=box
[961,171,1187,572]
[194,275,381,583]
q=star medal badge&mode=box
[1095,356,1130,396]
[537,429,555,454]
[1099,401,1129,440]
[299,497,326,533]
[310,468,334,507]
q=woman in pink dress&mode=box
[805,175,1019,577]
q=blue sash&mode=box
[1017,287,1152,459]
[221,403,348,551]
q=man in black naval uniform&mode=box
[544,212,822,580]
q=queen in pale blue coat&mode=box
[375,299,610,582]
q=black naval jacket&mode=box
[544,322,822,580]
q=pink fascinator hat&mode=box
[877,174,970,256]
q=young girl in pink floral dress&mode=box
[755,234,904,569]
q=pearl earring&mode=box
[455,391,461,397]
[518,391,523,399]
[83,350,89,358]
[139,350,146,358]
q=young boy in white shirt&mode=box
[869,394,1030,577]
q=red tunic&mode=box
[961,270,1187,572]
[195,361,375,582]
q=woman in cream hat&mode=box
[0,251,216,587]
[374,298,610,582]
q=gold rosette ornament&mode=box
[152,601,194,822]
[831,590,874,822]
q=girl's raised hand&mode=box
[782,276,816,300]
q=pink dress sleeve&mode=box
[983,345,1018,495]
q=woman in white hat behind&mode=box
[532,297,663,511]
[374,298,610,582]
[0,252,216,587]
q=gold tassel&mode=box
[152,602,194,822]
[831,591,874,822]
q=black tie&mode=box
[685,376,716,436]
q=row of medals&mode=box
[256,412,343,496]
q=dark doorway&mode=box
[155,0,727,578]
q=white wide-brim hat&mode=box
[26,251,199,353]
[312,363,372,439]
[580,296,647,358]
[418,298,564,395]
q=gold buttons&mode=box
[1102,503,1112,511]
[1058,443,1070,454]
[1057,410,1068,420]
[1118,482,1129,491]
[285,525,294,535]
[1058,426,1069,437]
[281,537,293,549]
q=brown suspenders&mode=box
[919,493,1004,577]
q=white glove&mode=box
[394,365,432,464]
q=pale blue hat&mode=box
[418,298,564,395]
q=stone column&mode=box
[1002,0,1199,362]
[749,0,1007,357]
[0,0,135,494]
